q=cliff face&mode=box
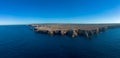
[30,24,120,38]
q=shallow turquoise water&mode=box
[0,25,120,58]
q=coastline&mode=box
[30,24,120,38]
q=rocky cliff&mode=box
[30,24,120,38]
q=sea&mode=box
[0,25,120,58]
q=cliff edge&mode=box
[30,24,120,38]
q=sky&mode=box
[0,0,120,25]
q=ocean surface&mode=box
[0,25,120,58]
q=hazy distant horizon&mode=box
[0,22,120,25]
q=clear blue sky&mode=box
[0,0,120,24]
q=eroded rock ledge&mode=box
[30,24,120,38]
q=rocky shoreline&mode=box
[30,24,120,38]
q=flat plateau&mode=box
[30,24,120,38]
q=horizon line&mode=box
[0,22,120,25]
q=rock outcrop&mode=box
[30,24,120,38]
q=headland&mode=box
[30,24,120,38]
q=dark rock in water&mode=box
[30,24,120,38]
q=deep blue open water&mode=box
[0,25,120,58]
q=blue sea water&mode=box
[0,25,120,58]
